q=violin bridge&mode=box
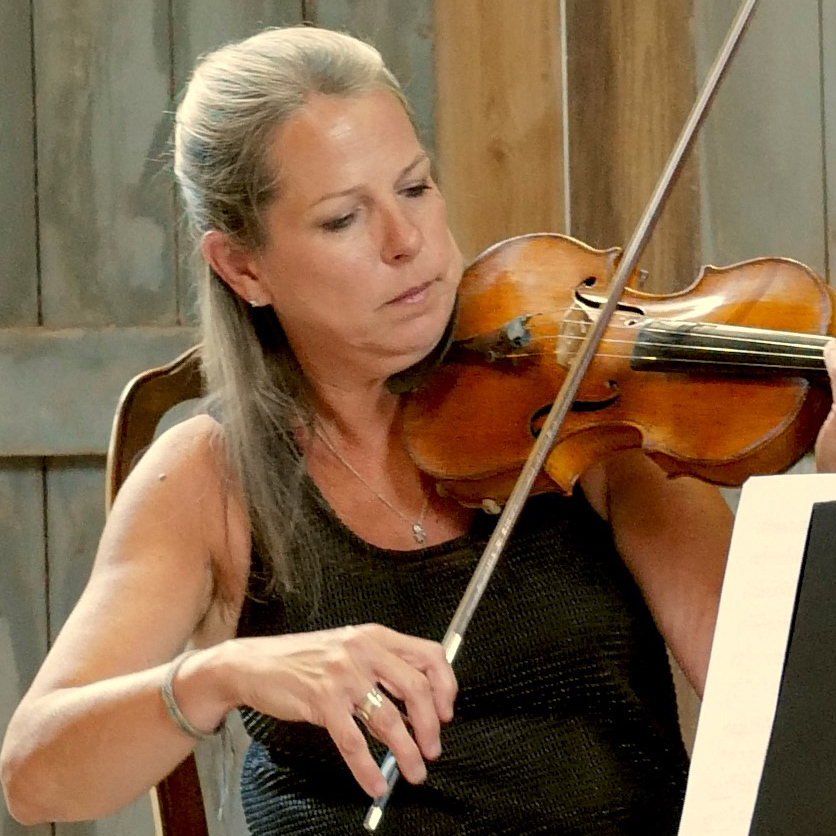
[556,304,591,368]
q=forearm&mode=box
[1,645,234,824]
[584,451,732,697]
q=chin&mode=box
[385,324,450,381]
[379,284,458,373]
[411,298,456,351]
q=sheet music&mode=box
[677,473,836,836]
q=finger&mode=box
[323,686,429,793]
[362,636,454,760]
[372,659,442,761]
[336,625,456,762]
[372,627,458,721]
[349,625,456,728]
[816,413,836,472]
[322,703,389,798]
[355,693,429,784]
[344,624,453,707]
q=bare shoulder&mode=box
[107,412,237,541]
[94,413,251,653]
[115,412,226,489]
[111,413,250,604]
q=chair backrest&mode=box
[105,345,209,836]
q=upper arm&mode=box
[25,415,251,698]
[580,451,733,696]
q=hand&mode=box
[227,624,457,797]
[815,340,836,472]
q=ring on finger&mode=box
[354,687,385,726]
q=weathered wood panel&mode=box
[824,0,835,284]
[312,0,436,156]
[34,0,175,328]
[566,0,701,294]
[0,464,50,836]
[433,0,565,262]
[692,0,826,273]
[171,0,306,91]
[0,3,38,327]
[46,459,107,635]
[0,327,196,457]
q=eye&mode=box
[321,212,356,232]
[401,182,431,199]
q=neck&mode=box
[307,377,400,449]
[631,320,831,380]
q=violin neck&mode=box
[631,320,830,381]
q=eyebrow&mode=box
[311,153,430,207]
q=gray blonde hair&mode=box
[173,26,409,596]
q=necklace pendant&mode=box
[412,522,427,544]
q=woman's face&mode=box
[252,90,463,383]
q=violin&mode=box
[402,233,835,508]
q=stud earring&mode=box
[249,299,262,308]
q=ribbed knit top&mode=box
[236,487,689,835]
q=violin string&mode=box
[506,333,828,354]
[502,342,828,370]
[481,315,830,370]
[503,349,826,373]
[506,334,827,358]
[508,315,830,350]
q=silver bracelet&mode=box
[161,650,220,740]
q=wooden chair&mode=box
[105,344,209,836]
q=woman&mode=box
[1,26,733,835]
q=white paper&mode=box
[677,473,836,836]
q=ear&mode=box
[200,231,269,307]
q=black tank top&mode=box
[236,487,689,835]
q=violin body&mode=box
[403,234,836,507]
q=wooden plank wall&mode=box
[693,0,829,278]
[434,0,702,289]
[565,0,702,291]
[433,0,567,262]
[0,2,38,327]
[2,2,835,836]
[0,466,48,836]
[827,0,836,282]
[435,0,832,292]
[1,6,47,836]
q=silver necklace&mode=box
[314,428,430,544]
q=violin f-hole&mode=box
[529,381,621,437]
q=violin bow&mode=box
[364,0,761,828]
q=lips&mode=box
[386,280,433,305]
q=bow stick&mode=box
[364,0,761,828]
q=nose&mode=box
[380,203,422,264]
